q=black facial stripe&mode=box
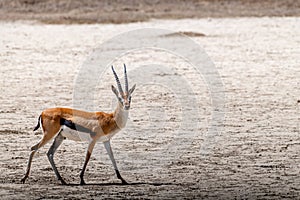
[60,118,96,136]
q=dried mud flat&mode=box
[0,17,299,199]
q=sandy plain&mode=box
[0,17,299,199]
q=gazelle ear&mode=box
[128,84,136,95]
[111,85,119,97]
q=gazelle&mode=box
[21,65,136,185]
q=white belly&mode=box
[61,126,93,142]
[60,126,120,143]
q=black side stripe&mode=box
[60,118,96,137]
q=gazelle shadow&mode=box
[66,182,178,187]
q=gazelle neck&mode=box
[113,102,129,129]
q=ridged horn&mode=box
[111,65,124,94]
[124,64,128,93]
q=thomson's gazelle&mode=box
[21,65,136,185]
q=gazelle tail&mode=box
[33,115,41,131]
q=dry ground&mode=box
[0,16,299,199]
[0,1,300,199]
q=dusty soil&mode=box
[0,0,300,24]
[0,15,299,200]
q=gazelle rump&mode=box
[21,65,136,185]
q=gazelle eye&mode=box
[118,97,123,103]
[129,96,132,102]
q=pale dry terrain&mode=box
[0,17,299,199]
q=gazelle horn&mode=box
[111,65,124,94]
[124,64,128,93]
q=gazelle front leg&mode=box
[47,132,66,185]
[104,140,128,184]
[80,140,96,185]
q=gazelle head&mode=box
[111,64,136,110]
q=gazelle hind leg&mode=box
[21,119,61,184]
[47,132,66,185]
[21,137,49,183]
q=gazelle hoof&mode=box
[80,180,86,185]
[59,179,67,185]
[20,178,26,184]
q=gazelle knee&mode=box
[30,143,39,151]
[47,151,53,158]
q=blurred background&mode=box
[0,0,299,24]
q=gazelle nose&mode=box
[124,103,130,110]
